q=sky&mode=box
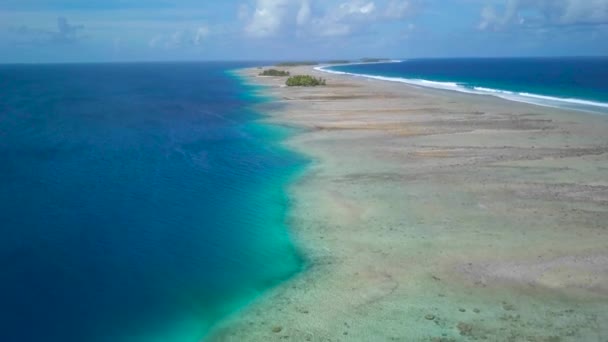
[1,0,608,63]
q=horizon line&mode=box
[1,55,607,66]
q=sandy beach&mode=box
[209,65,608,341]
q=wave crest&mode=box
[316,66,608,114]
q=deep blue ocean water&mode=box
[0,62,306,342]
[325,57,608,114]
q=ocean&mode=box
[0,62,305,342]
[323,57,608,114]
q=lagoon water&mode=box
[326,57,608,114]
[0,62,305,342]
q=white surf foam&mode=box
[517,93,608,109]
[315,65,608,114]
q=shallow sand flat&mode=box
[208,66,608,341]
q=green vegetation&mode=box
[275,61,318,67]
[361,58,390,63]
[326,60,351,64]
[286,75,326,87]
[259,69,290,76]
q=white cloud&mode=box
[7,16,85,45]
[297,0,312,26]
[194,26,209,45]
[385,0,411,19]
[149,25,210,49]
[310,1,378,37]
[243,0,416,39]
[55,17,85,43]
[479,0,608,31]
[559,0,608,24]
[479,5,499,30]
[244,0,290,37]
[339,1,376,15]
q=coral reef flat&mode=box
[209,65,608,341]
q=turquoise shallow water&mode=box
[0,62,306,341]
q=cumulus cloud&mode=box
[310,1,378,37]
[8,17,85,45]
[149,25,210,49]
[479,0,608,31]
[54,17,84,43]
[244,0,290,37]
[296,0,312,26]
[559,0,608,24]
[243,0,416,38]
[340,1,376,15]
[194,26,210,45]
[385,0,412,19]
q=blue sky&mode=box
[1,0,608,63]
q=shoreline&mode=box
[316,62,608,116]
[209,65,608,341]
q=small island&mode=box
[326,60,351,64]
[259,69,290,76]
[275,61,319,67]
[286,75,326,87]
[360,58,391,63]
